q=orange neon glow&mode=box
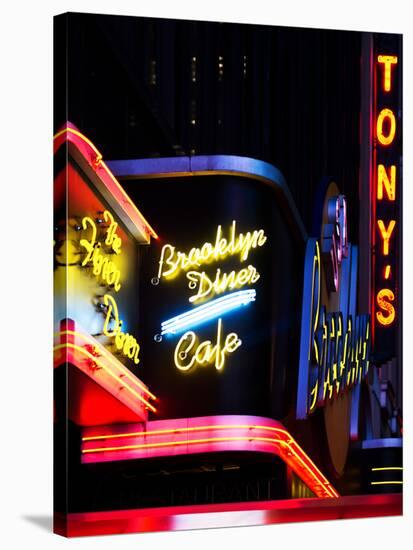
[53,126,158,239]
[377,164,396,201]
[377,55,398,92]
[384,265,391,280]
[81,423,339,498]
[376,108,396,146]
[376,288,395,326]
[377,219,396,255]
[54,342,157,412]
[56,330,157,400]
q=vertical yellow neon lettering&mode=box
[377,55,398,92]
[80,216,97,265]
[103,294,120,336]
[377,164,396,201]
[377,219,396,255]
[103,210,122,254]
[376,289,395,326]
[377,108,396,146]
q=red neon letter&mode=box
[377,220,396,256]
[377,108,396,146]
[377,164,396,201]
[377,55,398,92]
[376,288,395,326]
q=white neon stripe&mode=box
[161,297,254,335]
[162,302,250,335]
[161,291,256,335]
[161,290,256,328]
[161,295,255,332]
[161,291,255,328]
[161,290,255,329]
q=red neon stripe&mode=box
[53,123,158,240]
[57,494,402,537]
[81,416,339,498]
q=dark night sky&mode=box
[55,12,363,241]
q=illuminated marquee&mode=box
[298,240,370,416]
[174,318,242,372]
[157,220,266,302]
[78,209,142,365]
[297,187,371,418]
[372,41,401,359]
[80,210,123,291]
[156,221,266,372]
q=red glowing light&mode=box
[81,416,339,499]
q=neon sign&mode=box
[155,221,265,372]
[80,210,123,291]
[174,318,242,372]
[373,48,400,335]
[102,294,141,364]
[377,55,398,92]
[297,239,370,417]
[79,208,142,366]
[161,290,256,336]
[186,265,260,303]
[157,220,266,285]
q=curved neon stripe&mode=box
[54,127,102,158]
[82,436,337,498]
[54,343,157,412]
[82,423,334,491]
[56,330,157,401]
[82,436,284,453]
[81,420,338,498]
[106,154,307,243]
[82,424,291,442]
[53,126,158,239]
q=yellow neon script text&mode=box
[174,318,241,371]
[80,212,122,291]
[103,294,141,364]
[377,55,398,92]
[158,221,267,280]
[376,288,395,326]
[103,210,122,253]
[187,265,260,303]
[377,164,396,201]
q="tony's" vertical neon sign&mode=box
[372,37,401,360]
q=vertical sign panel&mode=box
[372,34,402,362]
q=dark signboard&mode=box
[371,34,402,362]
[121,165,304,421]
